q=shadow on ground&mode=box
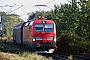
[0,39,28,54]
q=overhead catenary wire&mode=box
[46,0,55,4]
[0,4,23,15]
[8,5,23,13]
[0,0,55,21]
[6,4,16,14]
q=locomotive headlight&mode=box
[54,36,56,41]
[33,37,35,41]
[42,21,46,24]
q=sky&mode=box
[0,0,68,21]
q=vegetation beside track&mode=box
[0,39,50,60]
[56,33,90,54]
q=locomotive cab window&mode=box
[35,24,54,32]
[45,24,54,32]
[35,24,43,32]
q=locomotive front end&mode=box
[32,20,56,53]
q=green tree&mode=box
[0,12,24,37]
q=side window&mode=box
[24,23,29,27]
[28,22,31,26]
[24,21,33,27]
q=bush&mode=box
[56,33,90,54]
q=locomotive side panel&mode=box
[29,25,33,42]
[22,21,34,47]
[13,22,25,44]
[15,29,21,44]
[23,23,30,45]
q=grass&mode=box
[0,52,49,60]
[0,38,51,60]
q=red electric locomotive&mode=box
[13,5,56,53]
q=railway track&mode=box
[40,53,69,60]
[49,53,68,60]
[73,55,90,60]
[40,53,90,60]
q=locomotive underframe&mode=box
[23,41,56,51]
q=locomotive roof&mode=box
[34,19,55,24]
[14,22,25,29]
